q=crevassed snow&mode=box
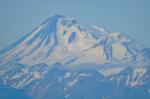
[98,67,125,76]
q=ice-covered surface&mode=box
[0,15,150,99]
[112,43,127,61]
[98,67,125,76]
[0,15,148,68]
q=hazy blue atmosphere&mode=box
[0,0,150,50]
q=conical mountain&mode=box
[0,15,150,99]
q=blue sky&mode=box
[0,0,150,50]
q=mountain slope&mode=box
[0,15,150,99]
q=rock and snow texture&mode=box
[126,66,147,87]
[98,67,125,76]
[0,15,148,68]
[0,15,150,99]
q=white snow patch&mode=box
[78,73,90,77]
[126,66,147,87]
[148,89,150,94]
[0,70,5,75]
[112,43,127,61]
[15,75,31,88]
[5,74,8,79]
[4,79,6,85]
[99,67,125,76]
[11,73,22,80]
[11,69,29,80]
[0,24,46,65]
[19,36,43,65]
[64,72,71,79]
[65,94,70,98]
[132,66,146,79]
[33,71,41,79]
[68,79,78,87]
[58,78,62,82]
[22,69,29,74]
[38,83,52,94]
[71,46,106,66]
[23,24,46,45]
[130,81,139,87]
[64,87,67,91]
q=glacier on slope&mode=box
[0,15,150,99]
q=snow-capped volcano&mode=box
[0,15,150,99]
[0,15,148,67]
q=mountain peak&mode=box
[42,15,77,26]
[51,14,66,18]
[0,15,150,99]
[0,15,149,67]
